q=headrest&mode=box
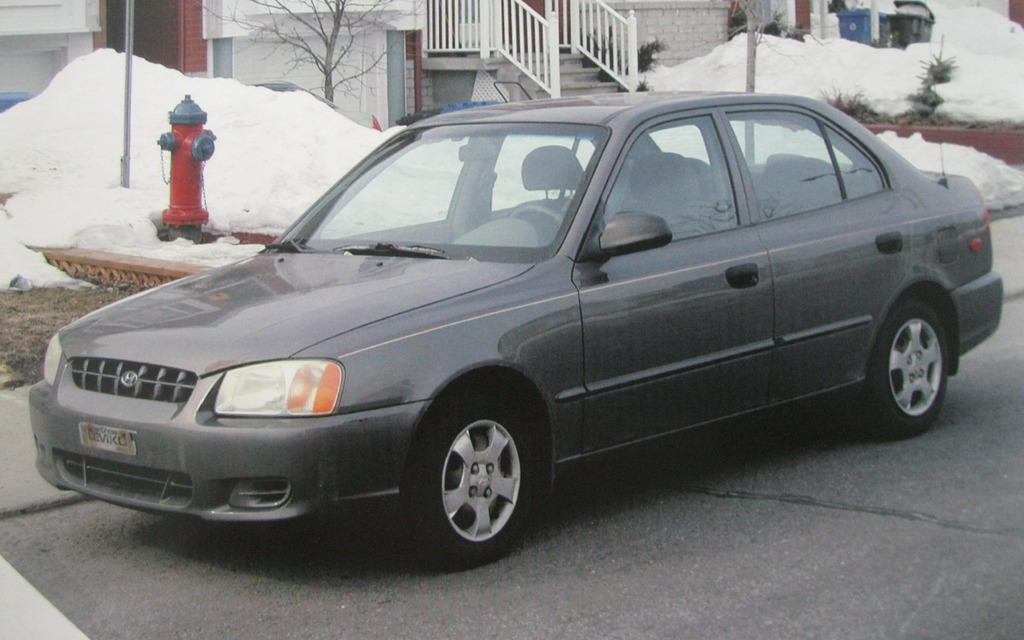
[522,146,584,191]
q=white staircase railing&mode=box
[495,0,561,98]
[570,0,638,92]
[426,0,488,52]
[425,0,636,97]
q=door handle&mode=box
[725,263,760,289]
[875,231,904,254]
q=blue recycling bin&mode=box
[838,9,889,44]
[440,100,499,113]
[0,92,32,113]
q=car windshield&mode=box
[289,122,606,262]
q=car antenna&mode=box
[938,143,949,188]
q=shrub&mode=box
[823,89,882,122]
[907,51,956,117]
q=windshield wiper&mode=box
[264,238,309,253]
[332,243,449,259]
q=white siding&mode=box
[0,0,97,93]
[230,29,392,123]
[0,0,97,36]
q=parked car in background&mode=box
[254,81,382,130]
[30,93,1002,568]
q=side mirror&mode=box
[598,212,672,258]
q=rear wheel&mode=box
[864,300,948,439]
[402,395,534,569]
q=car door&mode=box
[723,108,904,402]
[573,114,774,454]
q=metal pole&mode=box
[870,0,880,43]
[121,0,134,188]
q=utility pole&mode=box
[121,0,135,188]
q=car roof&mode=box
[408,92,836,129]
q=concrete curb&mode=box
[0,556,90,640]
[0,493,91,521]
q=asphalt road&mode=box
[1,300,1022,640]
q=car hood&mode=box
[60,253,533,374]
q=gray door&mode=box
[724,109,899,401]
[574,115,774,453]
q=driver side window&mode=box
[604,116,738,241]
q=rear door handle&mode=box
[725,263,760,289]
[875,231,904,254]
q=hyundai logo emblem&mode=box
[120,370,140,388]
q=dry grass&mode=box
[0,287,129,388]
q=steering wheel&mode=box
[510,202,562,242]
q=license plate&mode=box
[79,422,137,456]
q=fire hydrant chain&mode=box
[159,149,170,186]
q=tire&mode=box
[864,300,948,440]
[402,394,534,569]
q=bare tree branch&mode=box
[209,0,399,101]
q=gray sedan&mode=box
[30,93,1002,568]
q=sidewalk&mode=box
[0,387,87,519]
[0,386,89,640]
[0,211,1022,640]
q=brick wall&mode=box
[182,0,207,74]
[1012,0,1024,27]
[134,1,179,69]
[109,0,207,74]
[406,31,422,113]
[618,1,730,68]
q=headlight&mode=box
[43,334,63,386]
[214,360,344,417]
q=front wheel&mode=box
[402,398,534,569]
[863,300,948,439]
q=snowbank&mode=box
[0,49,386,286]
[649,0,1024,124]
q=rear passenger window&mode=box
[727,111,842,219]
[825,127,886,200]
[727,111,889,218]
[604,115,738,240]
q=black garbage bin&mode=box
[889,0,934,48]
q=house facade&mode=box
[3,0,1022,125]
[0,0,733,124]
[0,0,100,94]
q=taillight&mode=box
[967,183,990,253]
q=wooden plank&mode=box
[36,247,208,289]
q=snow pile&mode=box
[649,0,1024,124]
[1,49,386,287]
[878,132,1024,210]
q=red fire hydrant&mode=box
[157,95,216,242]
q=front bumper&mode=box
[29,378,425,521]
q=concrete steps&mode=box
[486,52,623,100]
[556,53,623,97]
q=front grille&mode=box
[68,357,197,403]
[58,451,193,508]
